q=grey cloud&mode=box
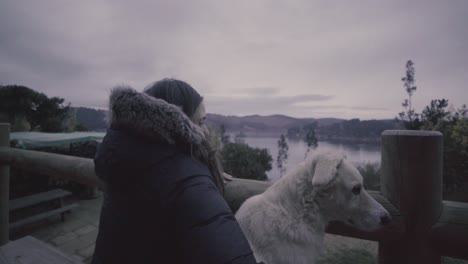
[294,104,389,112]
[240,86,280,95]
[1,0,467,120]
[347,106,388,111]
[288,95,334,103]
[226,86,333,102]
[205,94,389,119]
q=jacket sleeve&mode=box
[157,155,261,264]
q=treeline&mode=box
[287,119,400,142]
[0,85,106,132]
[400,98,468,194]
[317,119,400,141]
[74,107,107,131]
[0,85,70,132]
[398,60,468,198]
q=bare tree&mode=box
[399,60,421,129]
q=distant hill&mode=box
[73,107,397,141]
[206,113,344,137]
[313,118,401,142]
[206,114,400,141]
[74,107,107,131]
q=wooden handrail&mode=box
[0,147,104,189]
[1,124,468,262]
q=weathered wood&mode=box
[326,216,405,242]
[9,188,76,231]
[327,192,405,241]
[367,191,402,217]
[0,235,83,264]
[0,145,269,214]
[9,189,72,211]
[1,128,468,261]
[430,201,468,260]
[0,124,10,246]
[0,147,105,189]
[437,200,468,224]
[9,203,78,230]
[379,130,443,264]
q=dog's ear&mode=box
[311,152,345,187]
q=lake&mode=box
[240,137,382,182]
[10,131,381,183]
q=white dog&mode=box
[235,151,391,264]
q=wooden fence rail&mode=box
[0,123,467,263]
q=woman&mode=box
[92,79,260,264]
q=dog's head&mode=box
[304,151,391,231]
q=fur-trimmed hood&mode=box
[108,86,205,146]
[100,86,224,193]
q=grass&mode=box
[442,257,468,264]
[317,247,376,264]
[316,246,468,264]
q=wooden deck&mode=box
[0,236,84,264]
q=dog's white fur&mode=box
[235,151,390,264]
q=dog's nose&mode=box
[380,214,392,225]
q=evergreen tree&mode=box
[304,128,318,159]
[206,125,222,151]
[234,131,246,144]
[220,124,231,145]
[64,108,77,132]
[0,85,69,132]
[277,134,289,177]
[395,61,468,195]
[421,99,450,127]
[396,94,468,195]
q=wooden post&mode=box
[0,123,10,246]
[379,130,443,264]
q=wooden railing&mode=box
[1,123,467,263]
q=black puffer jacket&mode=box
[92,87,259,264]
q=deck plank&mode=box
[10,204,78,230]
[0,236,83,264]
[10,189,72,211]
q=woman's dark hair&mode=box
[143,78,225,193]
[144,78,203,118]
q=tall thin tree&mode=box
[219,124,230,145]
[277,134,289,177]
[401,60,417,122]
[304,128,318,159]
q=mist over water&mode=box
[241,137,381,182]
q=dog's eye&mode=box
[352,185,361,195]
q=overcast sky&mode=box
[1,1,467,119]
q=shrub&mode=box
[357,163,381,191]
[222,143,272,181]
